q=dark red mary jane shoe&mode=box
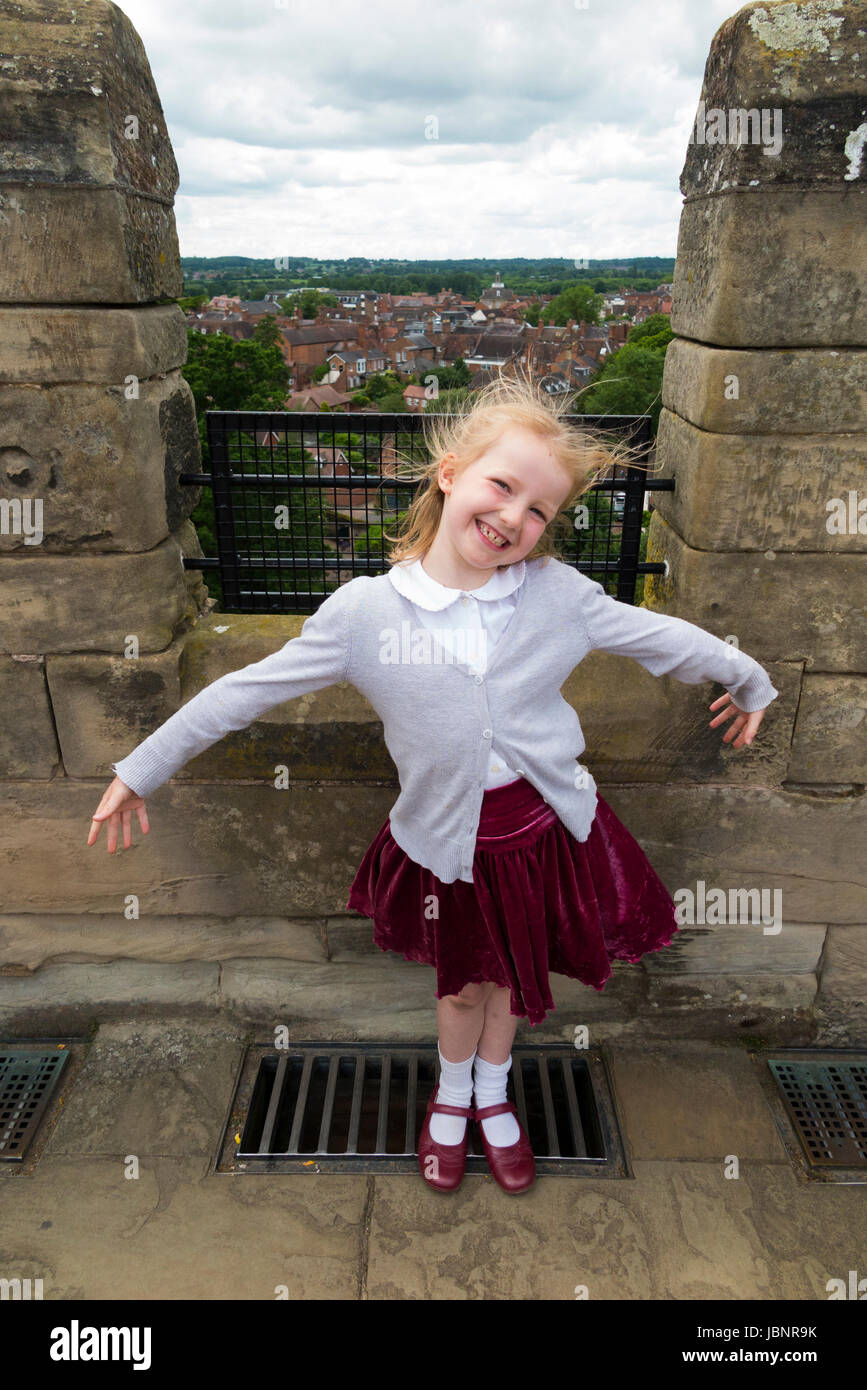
[417,1084,475,1191]
[474,1100,536,1194]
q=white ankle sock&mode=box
[473,1053,521,1145]
[429,1043,476,1144]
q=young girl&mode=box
[89,373,778,1198]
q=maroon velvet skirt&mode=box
[345,776,679,1026]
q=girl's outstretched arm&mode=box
[109,579,356,800]
[571,570,778,735]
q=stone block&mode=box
[0,305,188,383]
[788,674,867,782]
[670,188,866,346]
[0,531,191,653]
[654,409,865,552]
[0,961,219,1036]
[640,923,826,975]
[0,184,182,304]
[642,972,816,1041]
[0,914,327,973]
[0,780,397,920]
[0,0,181,302]
[0,654,59,777]
[598,783,866,925]
[0,373,200,553]
[813,923,867,1044]
[681,1,867,194]
[644,512,866,670]
[566,651,797,786]
[0,0,177,194]
[660,340,866,434]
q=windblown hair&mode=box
[381,368,652,569]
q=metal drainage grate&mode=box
[767,1055,867,1172]
[214,1042,630,1176]
[0,1047,70,1162]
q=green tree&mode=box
[181,329,326,606]
[571,315,673,435]
[541,282,603,326]
[253,314,282,348]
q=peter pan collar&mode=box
[387,555,527,612]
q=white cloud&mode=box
[116,0,737,258]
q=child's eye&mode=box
[491,478,546,521]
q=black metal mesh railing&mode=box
[178,410,672,612]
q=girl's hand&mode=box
[708,693,766,749]
[87,776,150,853]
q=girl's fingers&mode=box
[121,808,132,850]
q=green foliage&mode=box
[541,283,603,327]
[253,314,283,348]
[571,316,674,435]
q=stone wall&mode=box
[0,0,863,1045]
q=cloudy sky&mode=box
[117,0,738,261]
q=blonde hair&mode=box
[381,368,652,569]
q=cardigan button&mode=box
[473,674,483,684]
[482,729,492,739]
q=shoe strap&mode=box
[474,1101,518,1121]
[431,1100,474,1118]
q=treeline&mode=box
[181,255,675,302]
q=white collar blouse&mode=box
[387,557,527,789]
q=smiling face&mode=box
[428,425,574,586]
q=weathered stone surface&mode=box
[0,780,396,919]
[670,188,866,346]
[0,654,59,777]
[642,971,816,1041]
[0,531,191,653]
[43,1021,246,1159]
[644,512,866,671]
[0,305,188,383]
[660,340,866,433]
[640,923,826,975]
[219,956,643,1038]
[0,914,327,972]
[681,1,867,194]
[0,0,181,302]
[598,783,866,925]
[654,409,865,551]
[0,0,178,193]
[598,1041,793,1160]
[566,652,798,786]
[0,961,219,1036]
[48,613,391,781]
[0,184,182,304]
[0,373,200,553]
[813,923,867,1043]
[789,674,867,782]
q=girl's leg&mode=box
[437,980,498,1062]
[474,985,522,1145]
[476,984,519,1064]
[429,981,498,1143]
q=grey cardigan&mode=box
[111,555,779,885]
